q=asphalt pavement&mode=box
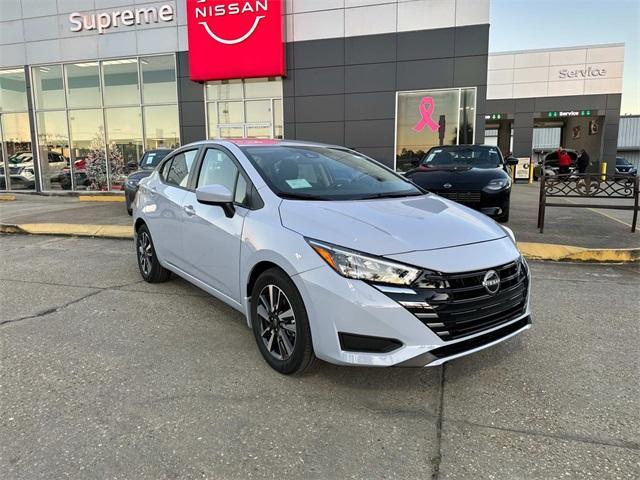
[1,234,638,479]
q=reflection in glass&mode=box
[66,62,101,108]
[105,107,143,189]
[1,113,34,190]
[244,78,282,98]
[218,102,244,124]
[141,55,177,104]
[246,126,271,138]
[219,127,243,138]
[207,103,218,139]
[396,89,461,172]
[206,80,243,101]
[103,59,139,106]
[0,68,28,112]
[36,111,70,190]
[245,100,271,123]
[143,105,180,150]
[273,99,283,139]
[69,109,107,190]
[458,88,476,145]
[32,65,66,110]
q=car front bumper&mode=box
[292,259,531,368]
[431,188,510,217]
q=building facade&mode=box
[0,0,625,193]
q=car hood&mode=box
[279,194,507,256]
[127,170,153,182]
[406,167,508,189]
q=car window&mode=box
[197,149,239,193]
[235,174,248,204]
[165,150,198,188]
[141,151,170,169]
[421,146,501,169]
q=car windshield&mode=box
[421,146,502,169]
[241,145,423,201]
[140,151,170,170]
[616,158,630,166]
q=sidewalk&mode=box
[1,188,638,262]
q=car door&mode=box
[148,148,199,267]
[180,147,248,302]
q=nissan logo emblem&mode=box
[482,270,500,295]
[443,183,452,189]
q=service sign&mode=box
[187,0,285,81]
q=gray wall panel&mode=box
[396,58,455,91]
[454,25,489,57]
[345,119,396,148]
[396,29,455,61]
[295,95,345,123]
[345,63,396,93]
[345,92,396,121]
[293,38,344,69]
[295,122,345,145]
[294,66,345,96]
[454,55,488,87]
[345,33,397,65]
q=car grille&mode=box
[9,167,21,174]
[384,260,528,341]
[437,191,481,203]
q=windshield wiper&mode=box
[358,192,423,200]
[278,192,328,201]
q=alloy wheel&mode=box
[257,284,297,361]
[137,232,153,277]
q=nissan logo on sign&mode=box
[187,0,285,81]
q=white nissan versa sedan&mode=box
[133,140,531,374]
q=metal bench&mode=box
[537,174,639,233]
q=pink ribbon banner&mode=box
[413,96,439,133]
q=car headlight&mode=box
[306,239,422,286]
[126,178,140,188]
[484,177,511,192]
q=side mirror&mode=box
[506,157,519,166]
[196,184,235,218]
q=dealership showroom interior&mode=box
[0,1,639,479]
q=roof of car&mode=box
[181,139,342,149]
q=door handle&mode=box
[183,204,196,216]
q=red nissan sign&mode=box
[186,0,285,81]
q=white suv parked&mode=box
[133,140,531,374]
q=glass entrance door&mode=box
[0,112,35,190]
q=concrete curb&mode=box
[1,222,638,263]
[0,223,133,239]
[78,195,125,203]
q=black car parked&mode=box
[124,149,172,214]
[405,145,517,223]
[615,157,637,177]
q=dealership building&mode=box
[0,0,626,192]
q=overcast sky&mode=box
[490,0,639,115]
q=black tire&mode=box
[496,202,510,223]
[136,224,171,283]
[250,268,316,375]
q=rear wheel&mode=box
[136,224,171,283]
[250,268,315,375]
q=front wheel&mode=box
[136,224,171,283]
[496,202,510,223]
[250,268,315,375]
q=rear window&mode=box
[141,150,170,169]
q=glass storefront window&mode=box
[105,107,143,189]
[32,65,66,110]
[141,55,177,104]
[103,59,139,106]
[245,100,272,123]
[205,78,283,140]
[27,55,180,192]
[206,80,243,101]
[244,77,281,98]
[0,69,28,112]
[395,88,477,171]
[68,109,107,191]
[36,111,70,190]
[1,113,35,190]
[218,101,244,124]
[66,63,101,109]
[143,105,180,150]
